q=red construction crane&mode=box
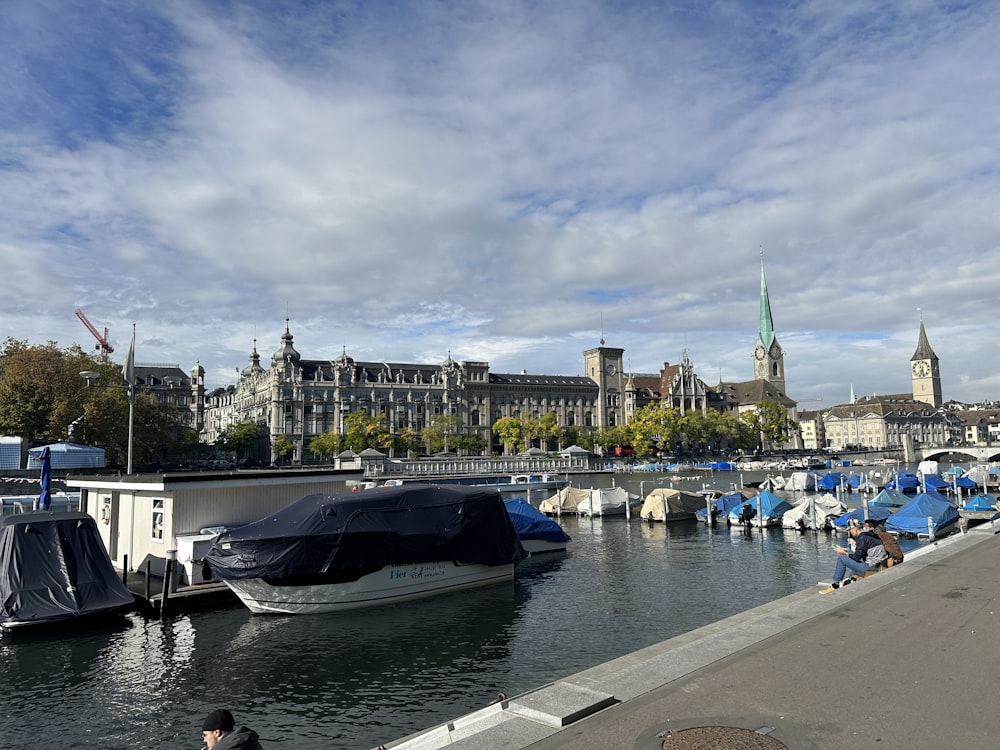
[75,309,114,357]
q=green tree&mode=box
[308,430,342,460]
[0,339,97,442]
[525,412,560,451]
[628,401,681,456]
[216,422,269,460]
[492,416,527,455]
[394,427,423,458]
[422,414,462,454]
[343,410,391,453]
[741,400,799,452]
[593,425,631,456]
[561,425,594,451]
[450,433,487,456]
[273,434,296,463]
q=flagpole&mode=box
[124,323,136,475]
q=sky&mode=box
[2,0,998,409]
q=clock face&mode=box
[605,365,617,376]
[912,361,929,378]
[754,347,765,361]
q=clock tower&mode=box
[753,257,786,393]
[584,343,625,428]
[910,320,942,408]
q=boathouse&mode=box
[68,466,363,585]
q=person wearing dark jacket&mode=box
[829,518,888,588]
[201,709,263,750]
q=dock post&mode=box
[706,497,715,528]
[144,558,152,603]
[927,516,936,542]
[161,550,176,620]
[122,553,129,586]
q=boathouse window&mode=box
[151,498,165,543]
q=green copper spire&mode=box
[758,255,775,350]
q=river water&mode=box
[0,469,930,749]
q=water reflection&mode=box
[1,468,941,749]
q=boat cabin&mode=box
[68,467,363,586]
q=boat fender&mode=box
[100,505,111,524]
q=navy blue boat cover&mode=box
[204,483,526,582]
[0,511,135,627]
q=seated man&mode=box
[828,518,888,589]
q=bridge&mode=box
[918,445,1000,463]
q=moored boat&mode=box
[0,511,135,629]
[202,484,525,615]
[638,487,705,522]
[885,491,959,537]
[727,490,793,528]
[503,497,571,553]
[574,486,639,517]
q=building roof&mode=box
[720,379,795,408]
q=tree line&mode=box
[0,338,204,469]
[1,339,800,468]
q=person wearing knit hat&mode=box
[200,708,263,749]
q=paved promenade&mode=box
[382,522,1000,750]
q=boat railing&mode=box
[363,455,592,479]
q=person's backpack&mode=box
[875,529,903,565]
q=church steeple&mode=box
[911,317,942,408]
[753,251,785,393]
[758,256,775,350]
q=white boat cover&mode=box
[784,471,822,491]
[538,486,593,514]
[781,494,847,529]
[574,487,636,517]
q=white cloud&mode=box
[0,0,998,409]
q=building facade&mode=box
[201,323,603,462]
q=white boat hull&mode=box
[519,539,568,554]
[224,561,515,615]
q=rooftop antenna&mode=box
[600,313,605,346]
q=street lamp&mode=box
[81,369,135,475]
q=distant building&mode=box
[822,394,959,450]
[797,410,824,451]
[202,324,603,462]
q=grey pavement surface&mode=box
[382,521,1000,750]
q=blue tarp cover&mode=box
[885,492,959,535]
[885,471,920,492]
[870,488,909,507]
[204,484,526,582]
[818,472,847,490]
[504,498,571,544]
[0,512,134,627]
[695,491,746,521]
[832,505,891,528]
[729,490,792,521]
[923,474,949,491]
[961,495,998,512]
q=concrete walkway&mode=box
[381,521,1000,749]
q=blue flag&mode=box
[38,446,52,511]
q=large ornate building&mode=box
[195,258,800,461]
